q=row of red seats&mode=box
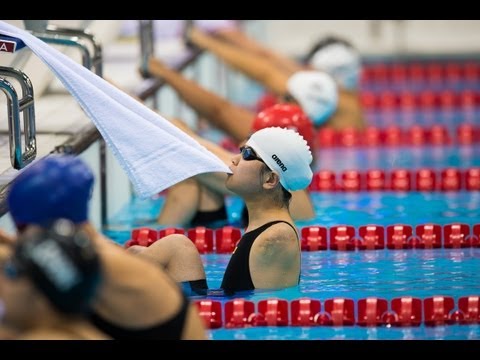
[317,124,480,147]
[195,295,480,329]
[361,90,480,109]
[300,224,480,251]
[124,226,241,254]
[125,222,480,254]
[310,168,480,192]
[361,62,480,83]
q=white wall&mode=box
[247,20,480,58]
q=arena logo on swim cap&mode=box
[26,240,81,291]
[272,154,287,172]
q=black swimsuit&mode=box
[190,205,229,229]
[89,291,190,340]
[220,220,299,293]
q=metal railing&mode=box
[139,20,155,79]
[0,20,208,227]
[30,26,103,76]
[0,66,37,169]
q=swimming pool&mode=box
[105,189,480,340]
[104,59,480,340]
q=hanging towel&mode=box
[0,21,232,199]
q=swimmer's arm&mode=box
[249,224,300,289]
[0,228,16,246]
[290,189,315,220]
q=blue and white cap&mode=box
[286,71,338,127]
[246,127,313,192]
[309,42,361,91]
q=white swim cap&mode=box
[286,71,338,127]
[309,43,361,91]
[246,127,313,192]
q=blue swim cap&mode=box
[7,155,94,227]
[5,219,101,314]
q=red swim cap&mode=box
[255,93,279,113]
[252,103,315,151]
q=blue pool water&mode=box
[103,70,480,338]
[201,249,480,340]
[105,190,480,340]
[316,145,480,172]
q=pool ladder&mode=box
[139,20,155,79]
[29,23,108,227]
[0,66,36,169]
[33,24,103,77]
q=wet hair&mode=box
[303,35,355,64]
[5,219,101,315]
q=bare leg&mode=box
[189,27,291,95]
[127,234,206,283]
[198,183,225,213]
[157,176,226,227]
[148,58,254,143]
[214,28,304,75]
[157,178,200,227]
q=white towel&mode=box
[0,21,232,199]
